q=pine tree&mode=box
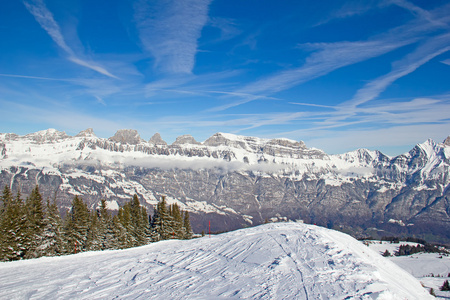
[441,280,450,291]
[96,200,116,250]
[24,186,46,259]
[64,196,90,254]
[86,209,102,251]
[112,214,129,249]
[130,194,149,246]
[117,201,135,248]
[169,203,183,239]
[0,190,28,261]
[39,198,65,256]
[150,196,173,241]
[183,211,193,239]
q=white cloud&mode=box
[23,0,117,79]
[344,33,450,108]
[68,57,119,79]
[134,0,211,74]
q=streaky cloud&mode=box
[344,33,450,108]
[23,0,118,79]
[134,0,211,74]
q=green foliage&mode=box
[382,249,391,257]
[0,187,194,262]
[64,195,90,254]
[40,198,65,256]
[150,196,193,241]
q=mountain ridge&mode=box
[1,128,449,242]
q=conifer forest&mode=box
[0,186,192,262]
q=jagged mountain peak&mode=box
[444,136,450,146]
[75,128,96,138]
[149,133,167,146]
[109,129,143,145]
[172,134,200,145]
[25,128,69,143]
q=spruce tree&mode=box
[39,198,65,256]
[24,186,46,259]
[183,210,193,239]
[150,196,173,241]
[441,280,450,291]
[0,190,28,261]
[64,196,90,254]
[97,200,116,250]
[86,210,102,251]
[117,201,135,248]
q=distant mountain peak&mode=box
[109,129,142,145]
[172,134,200,145]
[149,133,167,146]
[444,136,450,146]
[25,128,69,143]
[76,128,96,138]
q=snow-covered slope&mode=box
[366,240,450,298]
[0,223,431,299]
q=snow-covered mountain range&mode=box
[1,128,449,241]
[0,222,433,299]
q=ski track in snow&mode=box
[0,223,432,300]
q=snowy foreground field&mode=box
[0,223,431,299]
[367,241,450,299]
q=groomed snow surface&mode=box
[0,223,431,299]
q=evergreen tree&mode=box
[183,210,193,239]
[86,209,102,251]
[150,196,173,241]
[130,194,149,246]
[112,214,129,249]
[39,198,65,256]
[24,186,46,259]
[170,203,183,239]
[441,280,450,291]
[96,200,116,250]
[117,201,135,248]
[64,196,90,254]
[0,190,28,261]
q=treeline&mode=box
[395,243,446,256]
[0,186,192,262]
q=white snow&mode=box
[0,223,431,299]
[366,240,450,298]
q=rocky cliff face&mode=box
[1,128,449,241]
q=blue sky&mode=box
[0,0,449,155]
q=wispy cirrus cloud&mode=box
[344,33,450,108]
[23,0,118,79]
[134,0,211,75]
[213,1,450,113]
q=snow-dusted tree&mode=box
[96,200,116,250]
[0,189,28,261]
[86,209,102,251]
[171,203,184,239]
[64,196,90,254]
[38,198,66,257]
[183,210,193,239]
[117,195,149,247]
[150,196,173,241]
[24,186,46,259]
[117,201,136,248]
